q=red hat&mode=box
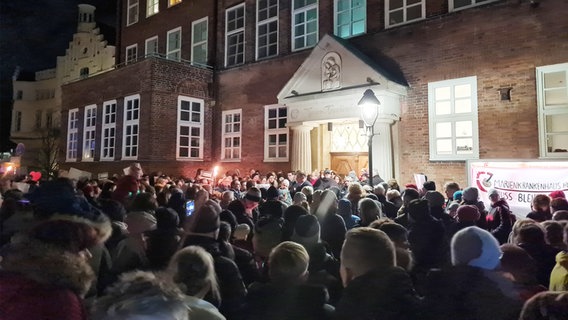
[405,184,418,190]
[549,190,566,199]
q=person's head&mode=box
[28,219,98,256]
[519,291,568,320]
[91,271,189,320]
[295,171,307,183]
[386,189,401,203]
[451,226,501,270]
[500,244,538,284]
[373,221,409,249]
[401,188,420,206]
[154,207,180,229]
[423,181,436,192]
[488,188,500,203]
[550,197,568,213]
[456,204,481,223]
[290,214,320,247]
[407,198,431,222]
[340,227,395,287]
[532,194,551,213]
[221,190,235,204]
[541,220,565,248]
[253,217,283,259]
[373,184,386,196]
[462,187,479,203]
[168,245,220,301]
[517,223,546,246]
[125,211,157,235]
[443,182,460,199]
[129,192,158,213]
[424,191,445,208]
[268,241,309,285]
[186,200,221,239]
[553,210,568,221]
[358,198,381,225]
[387,179,400,191]
[511,218,539,245]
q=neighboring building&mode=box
[11,4,115,172]
[61,0,568,188]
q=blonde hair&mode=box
[268,241,309,283]
[509,218,539,244]
[341,227,395,275]
[167,246,220,301]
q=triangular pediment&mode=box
[277,34,407,102]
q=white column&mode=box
[290,124,313,173]
[371,118,395,181]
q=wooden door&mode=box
[330,152,368,178]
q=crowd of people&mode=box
[0,163,567,320]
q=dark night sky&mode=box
[0,0,116,152]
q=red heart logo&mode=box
[30,171,42,182]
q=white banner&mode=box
[467,160,568,217]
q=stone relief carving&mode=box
[322,52,341,91]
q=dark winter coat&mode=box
[423,266,523,320]
[0,240,95,320]
[334,267,420,320]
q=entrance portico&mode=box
[278,35,407,180]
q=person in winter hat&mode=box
[0,220,98,320]
[461,187,487,229]
[337,198,360,230]
[423,226,523,320]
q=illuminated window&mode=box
[264,105,288,161]
[67,108,79,161]
[123,95,140,160]
[222,109,242,160]
[83,105,97,161]
[292,0,318,51]
[537,63,568,158]
[191,18,208,65]
[101,100,117,161]
[225,4,245,66]
[335,0,366,38]
[256,0,278,59]
[169,0,182,7]
[147,0,159,16]
[177,96,204,159]
[428,76,479,160]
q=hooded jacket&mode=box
[0,240,95,320]
[549,251,568,291]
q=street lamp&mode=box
[358,89,380,187]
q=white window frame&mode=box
[191,17,208,66]
[83,105,97,161]
[66,108,79,162]
[145,36,158,57]
[428,76,479,161]
[167,27,182,61]
[127,0,139,26]
[123,94,140,160]
[334,0,366,38]
[126,44,138,64]
[221,109,242,161]
[147,0,159,17]
[177,96,204,160]
[536,62,568,158]
[101,100,117,161]
[225,3,246,67]
[449,0,498,12]
[292,0,318,52]
[256,0,279,60]
[385,0,424,28]
[264,105,289,161]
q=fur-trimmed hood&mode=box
[1,239,95,297]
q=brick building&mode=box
[61,0,568,188]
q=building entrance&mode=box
[330,152,368,178]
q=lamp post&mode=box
[358,89,380,187]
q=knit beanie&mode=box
[291,214,320,247]
[125,211,157,234]
[266,186,279,200]
[462,187,479,203]
[424,191,445,208]
[259,200,284,219]
[451,226,501,270]
[549,190,566,199]
[253,217,284,258]
[453,190,463,202]
[456,205,481,223]
[154,207,179,229]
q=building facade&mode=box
[11,4,115,173]
[60,0,568,188]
